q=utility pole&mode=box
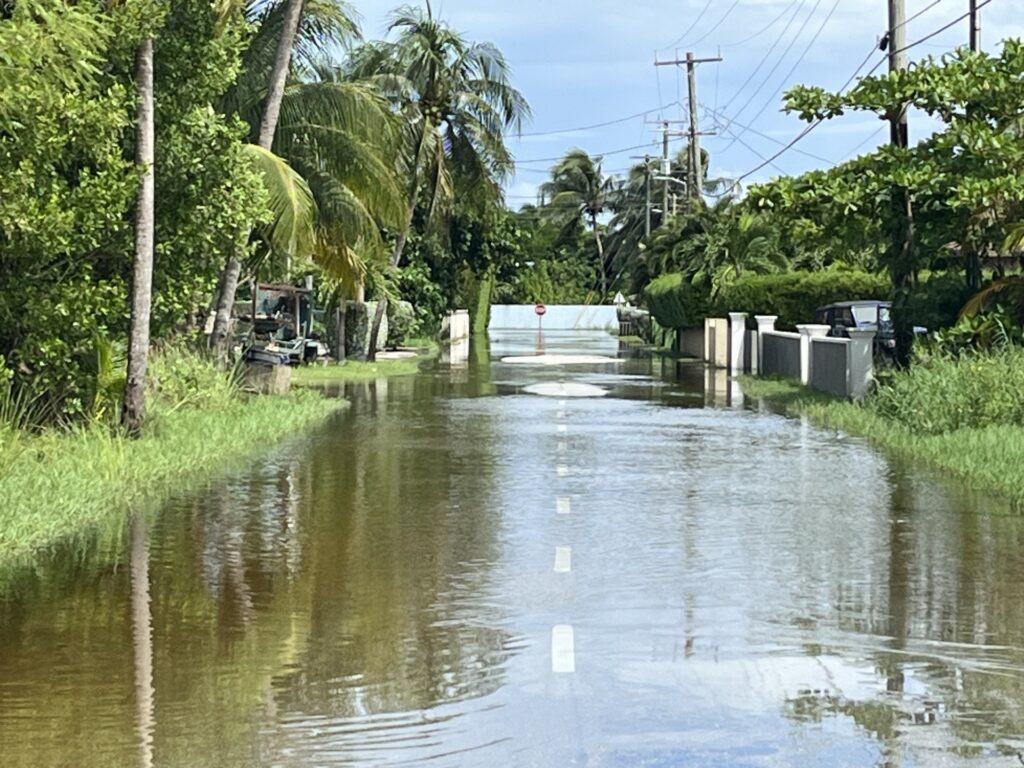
[969,0,980,51]
[655,52,722,206]
[888,0,915,363]
[888,0,908,149]
[644,155,652,238]
[687,52,702,200]
[661,121,670,217]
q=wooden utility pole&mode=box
[888,0,915,363]
[655,52,721,204]
[888,0,908,149]
[969,0,981,51]
[661,121,670,217]
[644,155,652,238]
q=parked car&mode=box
[815,300,897,364]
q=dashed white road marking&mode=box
[556,464,569,477]
[558,400,567,407]
[556,497,571,514]
[554,546,572,573]
[557,424,567,433]
[552,625,576,673]
[557,441,567,453]
[556,410,566,419]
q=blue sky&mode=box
[350,0,1022,207]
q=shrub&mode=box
[147,343,239,412]
[644,273,711,329]
[714,270,889,329]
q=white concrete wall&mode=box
[488,304,618,331]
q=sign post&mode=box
[535,303,547,352]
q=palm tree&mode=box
[121,36,155,436]
[210,0,365,357]
[349,1,530,359]
[540,149,615,298]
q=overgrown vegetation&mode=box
[741,346,1024,503]
[0,347,343,566]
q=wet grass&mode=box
[292,358,424,383]
[740,375,1024,505]
[0,390,344,568]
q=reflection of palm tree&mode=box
[130,516,154,768]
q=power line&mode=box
[514,102,680,138]
[686,0,741,48]
[702,103,833,163]
[719,124,789,175]
[660,0,715,51]
[514,138,686,166]
[892,0,993,56]
[719,0,808,112]
[719,0,801,48]
[718,0,843,155]
[721,0,824,125]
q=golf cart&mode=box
[814,300,897,365]
[243,282,319,365]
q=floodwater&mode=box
[3,331,1024,767]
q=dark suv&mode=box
[814,300,897,362]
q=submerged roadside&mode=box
[741,374,1024,506]
[0,357,347,570]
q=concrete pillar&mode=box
[847,329,876,400]
[728,312,747,374]
[754,315,777,375]
[796,324,831,385]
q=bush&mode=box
[714,270,889,329]
[644,273,711,329]
[905,272,972,333]
[869,347,1024,434]
[147,343,239,412]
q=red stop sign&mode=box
[535,303,547,317]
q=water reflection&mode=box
[2,333,1024,765]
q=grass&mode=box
[740,375,1024,505]
[292,357,425,384]
[0,347,346,569]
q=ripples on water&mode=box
[2,332,1024,766]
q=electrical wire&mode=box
[719,0,802,48]
[514,102,680,138]
[702,103,833,163]
[515,137,686,166]
[659,0,715,51]
[686,0,741,48]
[718,0,843,154]
[719,0,808,112]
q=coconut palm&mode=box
[349,1,530,359]
[211,1,406,358]
[539,149,616,298]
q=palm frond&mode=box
[243,143,317,259]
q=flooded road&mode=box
[3,332,1024,766]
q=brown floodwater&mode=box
[2,331,1024,767]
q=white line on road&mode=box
[556,464,569,477]
[554,546,572,573]
[557,424,567,433]
[556,410,566,419]
[557,440,567,453]
[558,400,567,407]
[552,625,575,673]
[556,497,571,514]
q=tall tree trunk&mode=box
[593,214,606,300]
[121,38,156,437]
[367,123,429,362]
[210,0,305,359]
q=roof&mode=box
[817,300,891,309]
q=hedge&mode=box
[644,273,709,329]
[715,270,890,330]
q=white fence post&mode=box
[728,312,747,374]
[847,329,876,400]
[754,315,777,375]
[796,324,831,385]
